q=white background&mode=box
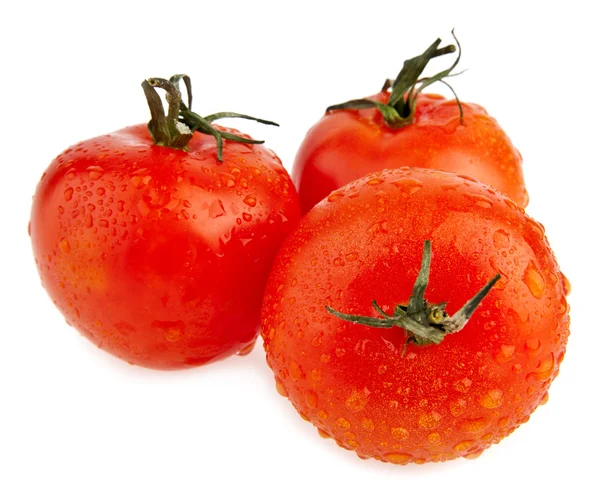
[1,1,597,484]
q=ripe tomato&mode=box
[261,167,569,464]
[30,76,301,370]
[292,36,528,213]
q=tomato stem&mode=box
[142,74,279,162]
[326,30,464,129]
[326,241,500,350]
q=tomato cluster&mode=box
[30,36,569,465]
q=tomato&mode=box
[30,76,301,370]
[292,36,528,214]
[261,167,569,464]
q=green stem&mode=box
[326,30,464,129]
[326,241,500,350]
[142,75,279,161]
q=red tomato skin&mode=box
[31,124,301,370]
[262,168,568,463]
[293,92,528,213]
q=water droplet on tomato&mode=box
[86,166,104,180]
[305,390,319,408]
[527,353,556,382]
[209,199,226,218]
[335,417,351,429]
[493,229,510,250]
[453,377,472,393]
[391,427,409,440]
[274,376,287,397]
[243,195,257,207]
[418,411,441,430]
[460,417,489,433]
[465,193,494,209]
[561,272,571,295]
[367,177,384,186]
[59,238,71,253]
[346,390,368,412]
[391,177,423,194]
[237,340,256,356]
[479,389,504,408]
[494,344,516,363]
[85,214,94,228]
[327,191,344,202]
[523,261,546,298]
[383,452,412,465]
[453,440,475,452]
[64,188,74,201]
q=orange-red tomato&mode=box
[293,91,528,214]
[30,123,300,369]
[262,167,568,463]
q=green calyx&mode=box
[326,31,464,129]
[326,241,500,352]
[142,74,278,162]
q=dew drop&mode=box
[480,389,504,409]
[383,452,412,465]
[243,195,257,207]
[391,427,409,440]
[527,353,556,382]
[523,261,546,298]
[418,411,442,430]
[335,417,351,429]
[346,390,368,412]
[453,440,475,452]
[242,212,252,222]
[327,191,344,202]
[391,177,423,194]
[367,177,384,185]
[64,188,74,201]
[494,344,516,363]
[453,377,472,393]
[305,390,319,409]
[59,238,71,253]
[86,166,104,180]
[209,199,226,218]
[493,229,510,250]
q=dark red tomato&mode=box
[292,37,528,213]
[30,77,301,370]
[262,167,569,464]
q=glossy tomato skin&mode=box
[262,168,568,463]
[293,92,528,214]
[31,124,300,370]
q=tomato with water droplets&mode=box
[261,167,569,464]
[30,76,301,369]
[292,35,528,213]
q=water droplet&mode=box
[346,390,368,411]
[480,389,504,408]
[274,376,287,397]
[391,177,423,194]
[327,191,344,202]
[523,261,546,298]
[317,428,331,439]
[383,452,412,465]
[85,214,94,228]
[243,195,257,207]
[64,188,74,201]
[418,411,442,430]
[391,427,409,440]
[361,418,375,431]
[461,417,489,433]
[493,229,510,250]
[367,177,384,185]
[464,450,484,460]
[527,353,556,382]
[465,193,493,209]
[289,360,305,381]
[453,377,472,393]
[453,440,475,452]
[86,166,104,180]
[335,417,351,429]
[99,219,109,228]
[450,399,467,417]
[305,390,319,408]
[311,332,323,347]
[59,238,71,253]
[492,344,515,364]
[209,199,226,218]
[561,272,571,295]
[310,368,321,381]
[237,340,256,356]
[428,432,442,444]
[333,257,345,267]
[317,410,328,420]
[242,212,252,222]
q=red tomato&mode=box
[30,76,301,369]
[292,37,528,213]
[261,167,569,464]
